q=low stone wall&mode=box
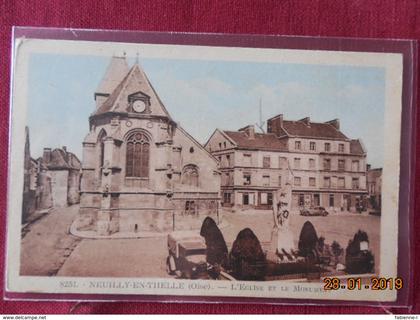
[74,208,222,237]
[76,206,98,231]
[174,211,221,231]
[76,191,221,236]
[118,209,172,232]
[114,209,221,233]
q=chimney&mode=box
[42,148,52,164]
[326,119,340,130]
[267,114,284,136]
[239,125,255,139]
[367,164,371,171]
[299,117,310,126]
[62,146,67,152]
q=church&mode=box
[75,56,221,236]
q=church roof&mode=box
[92,60,172,120]
[95,56,129,97]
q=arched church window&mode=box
[126,132,150,178]
[181,164,199,187]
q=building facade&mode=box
[205,114,368,212]
[205,125,289,210]
[367,167,382,214]
[22,127,80,223]
[40,146,81,207]
[76,57,220,236]
[22,126,39,223]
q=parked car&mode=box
[300,206,329,217]
[166,231,208,279]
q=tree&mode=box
[200,217,228,268]
[229,228,267,281]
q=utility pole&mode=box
[255,97,266,133]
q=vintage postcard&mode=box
[6,32,406,303]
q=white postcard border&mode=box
[6,38,403,302]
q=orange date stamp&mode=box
[323,277,404,291]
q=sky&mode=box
[27,53,386,168]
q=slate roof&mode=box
[367,167,382,180]
[92,63,172,119]
[350,139,365,155]
[221,122,365,155]
[223,131,288,151]
[95,56,129,96]
[94,69,132,115]
[281,120,348,140]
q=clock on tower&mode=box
[132,99,146,113]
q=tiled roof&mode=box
[45,149,81,170]
[223,131,288,151]
[350,139,365,155]
[282,120,348,140]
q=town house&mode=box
[205,114,368,212]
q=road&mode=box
[20,205,81,276]
[20,206,380,278]
[57,237,168,277]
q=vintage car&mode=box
[166,231,208,279]
[300,206,329,216]
[345,235,375,274]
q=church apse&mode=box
[75,56,221,236]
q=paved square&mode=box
[51,207,380,278]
